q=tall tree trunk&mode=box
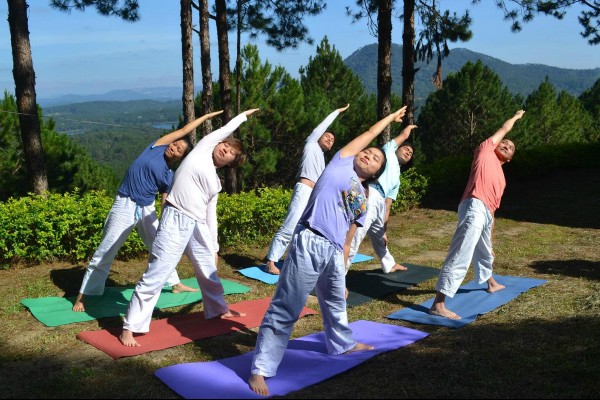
[199,0,213,137]
[8,0,48,194]
[402,0,416,126]
[235,0,244,190]
[377,0,392,145]
[215,0,237,193]
[181,0,196,139]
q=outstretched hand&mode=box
[514,109,525,119]
[244,108,260,117]
[204,110,224,119]
[337,103,350,113]
[392,106,408,123]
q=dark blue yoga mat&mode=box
[386,274,547,328]
[155,320,428,399]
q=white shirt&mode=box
[167,113,248,252]
[296,110,340,182]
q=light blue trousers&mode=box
[266,182,313,262]
[79,194,180,296]
[251,226,356,378]
[347,187,396,273]
[435,197,494,298]
[123,205,228,333]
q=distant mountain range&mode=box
[39,45,600,108]
[345,44,600,102]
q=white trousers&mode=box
[346,187,396,273]
[435,197,494,298]
[79,194,180,296]
[266,182,313,262]
[123,205,228,333]
[251,226,356,378]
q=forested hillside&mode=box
[344,44,600,111]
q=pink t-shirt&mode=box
[461,138,506,214]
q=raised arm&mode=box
[340,106,407,158]
[306,104,349,143]
[490,110,525,145]
[393,124,417,147]
[154,110,224,146]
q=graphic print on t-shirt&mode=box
[340,177,367,223]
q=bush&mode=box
[0,173,429,265]
[0,190,145,265]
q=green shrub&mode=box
[217,187,292,247]
[390,168,429,214]
[0,174,429,265]
[0,190,145,265]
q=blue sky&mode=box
[1,1,598,99]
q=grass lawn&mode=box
[1,168,598,398]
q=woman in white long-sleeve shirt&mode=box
[120,108,259,347]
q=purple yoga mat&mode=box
[155,320,429,399]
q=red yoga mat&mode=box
[76,297,318,359]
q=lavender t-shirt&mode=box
[299,151,368,251]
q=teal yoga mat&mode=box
[386,274,547,328]
[20,277,250,327]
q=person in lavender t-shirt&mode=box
[430,110,525,320]
[248,106,408,397]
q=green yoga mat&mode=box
[20,278,250,327]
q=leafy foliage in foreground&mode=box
[0,169,428,265]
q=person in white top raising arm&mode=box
[119,108,260,347]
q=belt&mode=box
[302,223,325,238]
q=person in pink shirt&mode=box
[429,110,525,320]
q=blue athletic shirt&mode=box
[299,150,368,251]
[117,141,173,207]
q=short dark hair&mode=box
[324,130,335,137]
[181,136,194,157]
[400,142,414,151]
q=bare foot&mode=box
[429,303,461,320]
[487,278,506,293]
[119,329,141,347]
[72,293,85,312]
[265,260,280,275]
[248,374,269,396]
[388,263,408,273]
[344,342,375,354]
[219,309,246,318]
[171,282,199,294]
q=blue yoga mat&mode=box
[155,319,428,399]
[238,254,375,285]
[386,274,547,328]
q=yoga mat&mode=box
[20,278,250,327]
[77,297,318,359]
[155,320,429,399]
[344,263,440,307]
[238,253,375,285]
[386,274,547,328]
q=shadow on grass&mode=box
[530,259,600,281]
[3,315,599,398]
[49,266,123,297]
[221,253,261,271]
[422,168,600,230]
